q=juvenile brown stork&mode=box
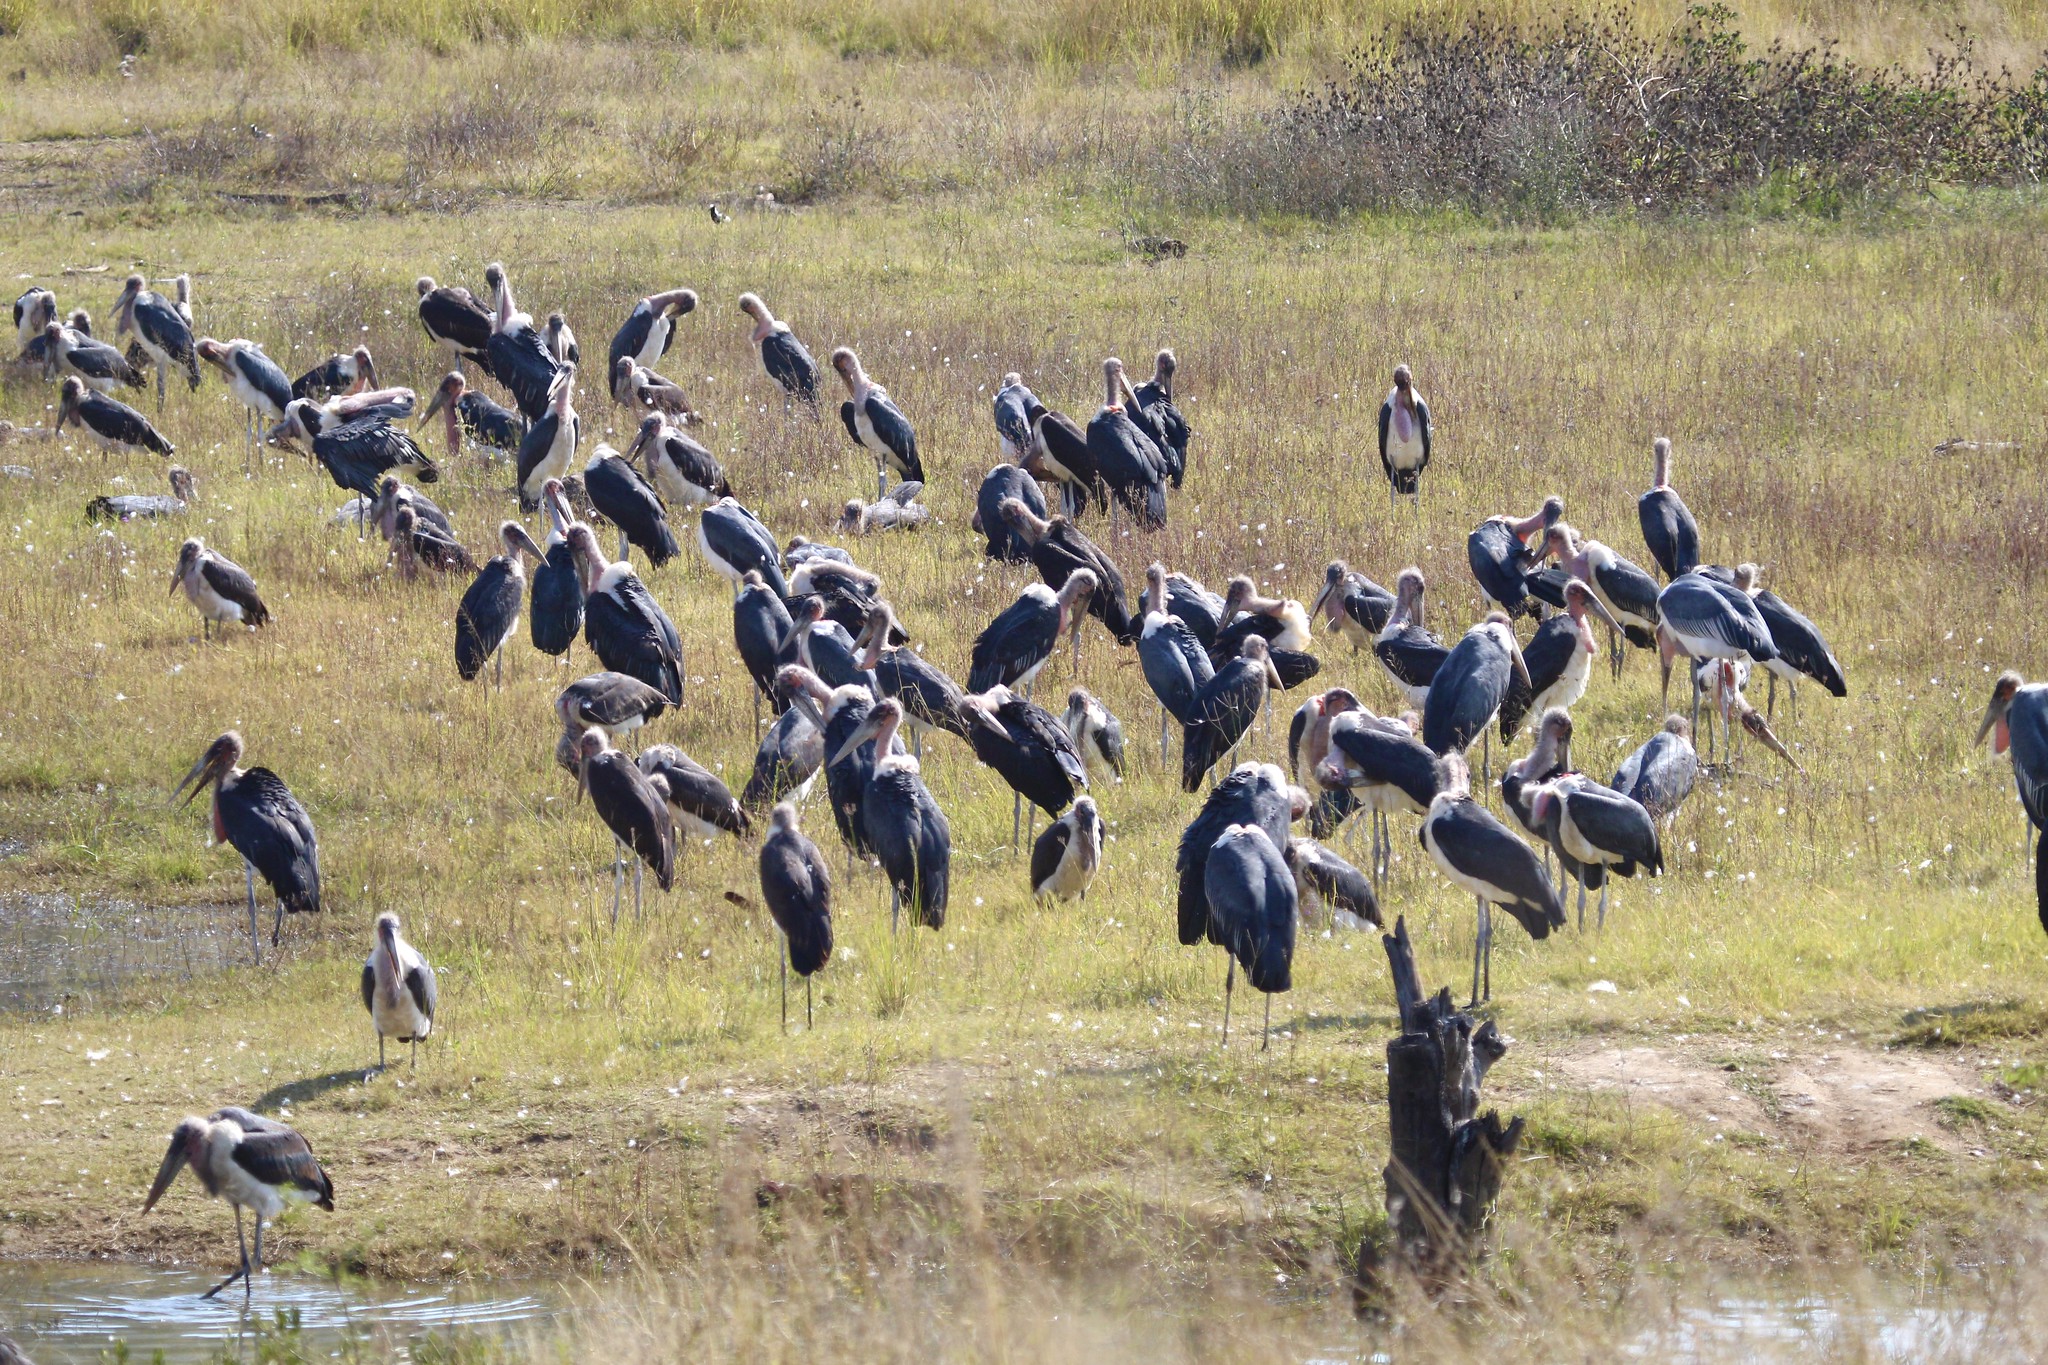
[172,732,319,964]
[142,1108,333,1299]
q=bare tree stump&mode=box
[1378,915,1522,1270]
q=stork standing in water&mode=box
[574,728,674,925]
[831,698,951,931]
[1421,614,1529,787]
[1378,363,1431,506]
[171,537,269,641]
[415,276,494,371]
[1419,753,1564,1007]
[142,1108,333,1299]
[627,411,730,509]
[1204,823,1297,1048]
[1977,672,2048,915]
[516,367,581,512]
[1373,568,1450,709]
[567,523,683,705]
[112,273,199,409]
[455,522,546,686]
[360,913,435,1069]
[196,338,291,457]
[998,497,1138,644]
[609,288,696,378]
[1087,357,1170,530]
[968,572,1096,697]
[420,372,524,458]
[833,347,922,496]
[291,346,378,403]
[56,375,173,457]
[484,261,563,423]
[960,685,1088,850]
[172,733,319,964]
[1637,437,1701,579]
[739,292,820,410]
[1032,795,1103,903]
[1468,497,1563,620]
[583,442,679,567]
[530,479,584,662]
[41,318,144,393]
[759,802,832,1030]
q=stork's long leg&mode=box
[494,649,503,692]
[1577,875,1587,933]
[1597,879,1610,931]
[890,886,901,934]
[1470,894,1485,1010]
[633,859,643,921]
[378,1034,386,1070]
[1767,670,1777,722]
[807,974,813,1030]
[1262,993,1272,1053]
[252,1219,264,1284]
[780,938,789,1035]
[1011,791,1022,853]
[202,1207,253,1299]
[244,861,260,966]
[1222,958,1234,1045]
[411,1037,419,1069]
[1159,705,1170,764]
[611,836,625,926]
[1481,900,1494,1004]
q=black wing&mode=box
[221,769,320,915]
[838,400,862,447]
[1500,616,1578,738]
[566,671,668,728]
[760,826,832,974]
[762,331,818,402]
[229,1127,335,1210]
[1138,614,1213,723]
[1030,817,1072,894]
[1431,799,1564,938]
[200,554,270,627]
[640,744,749,837]
[405,963,438,1023]
[864,393,923,482]
[1756,590,1845,696]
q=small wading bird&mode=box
[1977,671,2048,925]
[112,272,200,409]
[172,537,269,641]
[574,728,674,925]
[142,1108,333,1299]
[172,732,319,964]
[57,375,173,456]
[831,697,951,931]
[1378,363,1430,506]
[455,521,547,686]
[1032,794,1103,903]
[738,292,819,410]
[360,912,435,1069]
[834,347,922,496]
[1419,752,1564,1007]
[88,464,194,522]
[1637,437,1701,580]
[1203,822,1296,1049]
[758,802,832,1030]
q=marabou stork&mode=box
[530,479,585,660]
[1183,636,1284,794]
[738,292,820,410]
[196,338,290,451]
[1210,575,1320,690]
[1031,795,1103,903]
[993,373,1037,459]
[1542,523,1662,678]
[1691,656,1751,765]
[56,376,173,456]
[780,594,878,696]
[515,366,580,512]
[1130,348,1190,488]
[361,912,435,1069]
[1023,392,1101,518]
[386,503,471,578]
[1137,570,1216,761]
[833,347,922,496]
[759,802,832,1030]
[274,400,436,533]
[855,602,971,747]
[296,384,417,428]
[172,537,269,640]
[840,482,931,534]
[612,356,695,419]
[1468,496,1563,620]
[627,411,729,509]
[541,312,579,369]
[783,536,853,569]
[1638,437,1701,579]
[999,497,1136,644]
[1977,672,2048,925]
[1317,708,1440,892]
[697,496,789,598]
[415,276,494,372]
[13,285,55,352]
[1203,823,1296,1048]
[291,346,377,402]
[743,708,824,812]
[554,672,670,767]
[456,522,545,685]
[583,443,678,568]
[1288,687,1366,837]
[1284,837,1381,930]
[484,261,563,423]
[1310,559,1395,651]
[831,698,951,930]
[1176,761,1305,946]
[1527,776,1663,930]
[142,1108,333,1299]
[789,556,893,640]
[89,464,194,522]
[960,685,1088,848]
[1419,753,1565,1007]
[736,569,795,723]
[1139,565,1226,649]
[974,459,1048,561]
[1500,707,1576,888]
[369,476,452,539]
[1717,563,1846,721]
[610,288,696,377]
[41,318,143,393]
[1373,568,1450,709]
[968,572,1095,696]
[573,729,674,924]
[1496,580,1622,739]
[111,273,199,408]
[1611,714,1700,828]
[1378,363,1431,505]
[568,524,684,704]
[1421,613,1529,785]
[420,372,524,456]
[1087,357,1169,530]
[639,744,749,847]
[1654,570,1777,740]
[780,664,889,862]
[172,732,319,963]
[1062,686,1125,782]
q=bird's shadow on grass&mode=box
[249,1069,367,1113]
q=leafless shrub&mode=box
[781,95,900,203]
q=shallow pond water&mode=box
[0,893,247,1015]
[0,1260,552,1363]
